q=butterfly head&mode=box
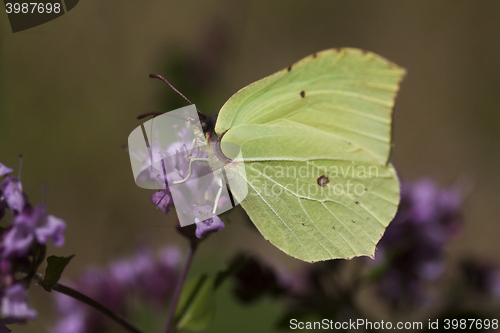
[197,111,218,141]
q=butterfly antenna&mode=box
[136,112,165,120]
[149,74,202,114]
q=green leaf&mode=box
[130,297,163,333]
[40,255,74,291]
[214,255,250,290]
[175,275,216,331]
[175,257,248,331]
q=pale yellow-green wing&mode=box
[216,48,405,262]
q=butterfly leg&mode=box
[187,139,197,155]
[173,146,209,184]
[172,158,208,185]
[212,175,223,214]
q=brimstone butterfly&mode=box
[160,48,405,262]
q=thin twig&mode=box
[33,275,143,333]
[164,241,198,333]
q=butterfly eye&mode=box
[201,121,207,131]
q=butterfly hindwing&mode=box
[241,159,399,262]
[216,48,405,261]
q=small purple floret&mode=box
[0,164,13,178]
[34,214,66,247]
[0,178,25,214]
[195,216,225,239]
[1,205,66,258]
[151,190,172,214]
[1,224,35,258]
[1,284,37,321]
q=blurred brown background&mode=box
[1,1,499,332]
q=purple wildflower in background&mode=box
[461,259,500,300]
[0,178,25,215]
[0,164,13,178]
[195,216,225,239]
[1,204,66,258]
[0,161,67,325]
[274,266,310,296]
[53,268,127,333]
[146,127,193,215]
[53,312,86,333]
[374,179,463,306]
[110,247,181,307]
[0,284,36,321]
[146,123,229,237]
[53,247,182,333]
[0,224,33,259]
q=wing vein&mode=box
[367,190,399,206]
[320,202,358,256]
[245,177,313,261]
[297,197,336,258]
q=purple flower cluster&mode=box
[53,246,182,333]
[147,127,225,239]
[0,161,67,327]
[374,179,462,306]
[156,198,226,240]
[2,205,65,258]
[461,259,500,300]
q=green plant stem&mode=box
[164,241,198,333]
[33,274,143,333]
